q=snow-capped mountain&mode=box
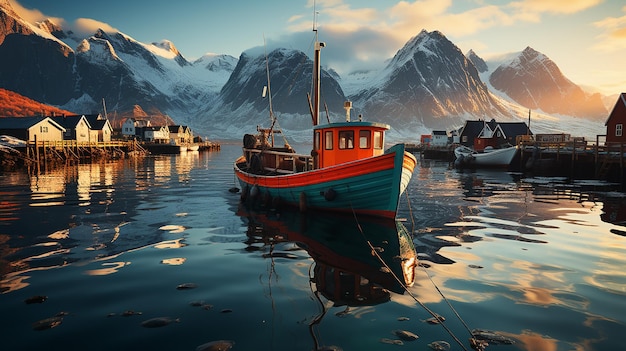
[487,47,606,121]
[346,30,510,138]
[196,48,347,140]
[0,1,609,141]
[0,1,236,130]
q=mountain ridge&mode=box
[0,2,609,140]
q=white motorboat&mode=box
[454,145,518,168]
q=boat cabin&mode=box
[312,121,389,168]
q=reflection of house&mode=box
[459,119,531,151]
[0,117,65,141]
[144,126,169,143]
[605,93,626,144]
[168,125,193,145]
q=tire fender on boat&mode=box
[299,192,307,212]
[323,188,337,201]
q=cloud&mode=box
[508,0,602,15]
[9,0,118,37]
[9,0,65,26]
[71,18,119,37]
[592,8,626,51]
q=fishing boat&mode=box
[454,145,518,168]
[234,26,416,219]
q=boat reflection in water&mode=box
[239,207,418,348]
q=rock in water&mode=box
[24,295,48,304]
[32,316,63,331]
[176,283,198,290]
[140,317,180,328]
[393,329,419,341]
[428,341,451,350]
[196,340,234,351]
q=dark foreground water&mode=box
[1,143,625,351]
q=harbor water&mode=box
[1,143,625,351]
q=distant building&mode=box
[605,93,626,144]
[168,125,193,145]
[122,118,151,139]
[459,119,531,151]
[51,115,92,142]
[431,130,448,147]
[143,126,169,143]
[85,115,114,142]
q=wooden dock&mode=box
[406,138,626,188]
[515,138,626,186]
[0,139,221,170]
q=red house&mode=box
[605,93,626,144]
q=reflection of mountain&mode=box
[240,209,417,305]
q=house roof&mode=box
[51,115,91,129]
[145,126,167,131]
[460,120,486,137]
[90,119,111,131]
[605,93,626,126]
[498,122,532,137]
[0,116,66,131]
[461,119,531,138]
[432,130,447,136]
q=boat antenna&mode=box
[311,7,324,126]
[263,35,275,125]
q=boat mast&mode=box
[312,10,324,126]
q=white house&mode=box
[121,118,151,139]
[431,130,449,147]
[0,117,66,142]
[144,126,169,143]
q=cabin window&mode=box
[359,130,370,148]
[314,131,321,150]
[324,131,333,150]
[339,131,354,149]
[373,131,383,149]
[616,124,623,137]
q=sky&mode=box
[9,0,626,95]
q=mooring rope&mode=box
[346,200,471,351]
[402,187,477,337]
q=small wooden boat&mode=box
[234,27,416,219]
[454,145,518,168]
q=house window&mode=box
[338,130,354,149]
[616,124,623,137]
[40,126,48,133]
[324,131,333,150]
[462,135,467,143]
[359,130,370,148]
